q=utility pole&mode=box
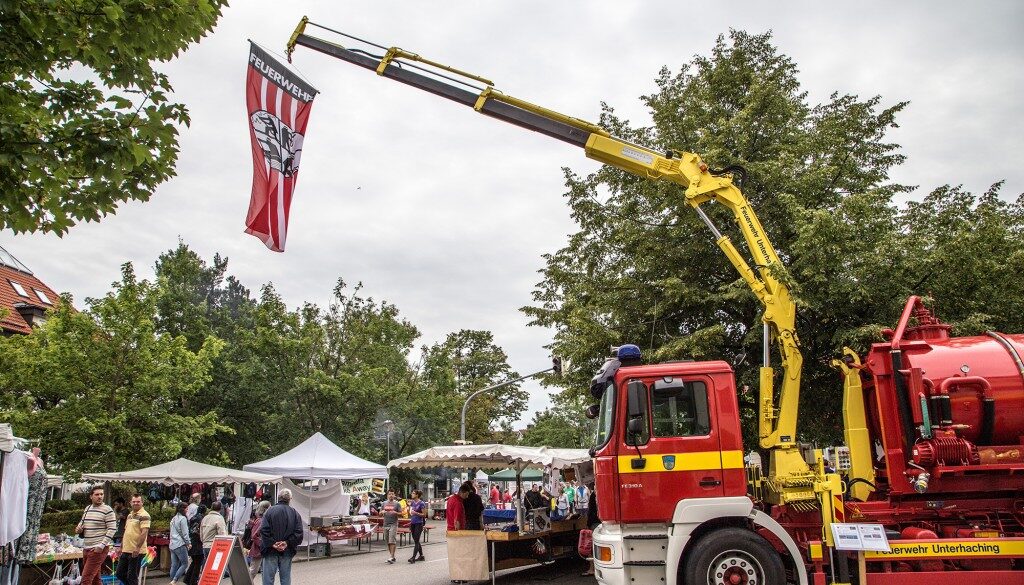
[458,357,563,444]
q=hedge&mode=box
[40,504,176,535]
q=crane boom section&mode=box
[290,24,806,460]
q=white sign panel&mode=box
[831,523,890,552]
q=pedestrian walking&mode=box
[168,502,190,585]
[259,489,303,585]
[186,493,201,520]
[112,497,127,545]
[407,490,427,563]
[115,494,150,585]
[76,486,116,585]
[182,505,206,585]
[380,490,403,564]
[200,501,227,564]
[247,501,271,579]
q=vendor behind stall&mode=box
[461,482,483,530]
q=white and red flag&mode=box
[244,42,318,252]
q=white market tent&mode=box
[243,433,388,546]
[82,457,281,485]
[386,444,590,471]
[243,432,387,479]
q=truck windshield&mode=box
[594,381,616,449]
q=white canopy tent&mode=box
[386,444,589,471]
[243,433,388,546]
[82,457,281,485]
[243,432,388,480]
[388,444,591,528]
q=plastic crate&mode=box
[308,542,329,558]
[101,576,122,585]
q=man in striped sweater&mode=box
[76,486,117,585]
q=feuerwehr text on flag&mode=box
[244,42,318,252]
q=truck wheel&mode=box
[681,527,785,585]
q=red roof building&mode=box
[0,245,60,335]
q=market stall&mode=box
[388,444,590,584]
[243,433,388,554]
[82,458,281,572]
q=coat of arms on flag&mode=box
[244,42,318,252]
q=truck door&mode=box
[617,376,724,523]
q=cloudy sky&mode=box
[5,1,1023,428]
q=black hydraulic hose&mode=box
[709,164,748,191]
[980,398,996,446]
[890,351,919,456]
[845,477,878,501]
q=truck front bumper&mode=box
[592,522,625,585]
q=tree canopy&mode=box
[0,264,224,476]
[0,243,530,475]
[525,30,1024,446]
[0,0,227,234]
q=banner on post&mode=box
[244,42,318,252]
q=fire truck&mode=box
[286,19,1024,584]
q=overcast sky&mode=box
[5,1,1023,429]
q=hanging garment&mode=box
[0,450,29,547]
[14,468,46,562]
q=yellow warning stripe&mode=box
[864,539,1024,559]
[617,450,744,474]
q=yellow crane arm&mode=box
[287,19,803,454]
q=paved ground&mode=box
[145,521,596,585]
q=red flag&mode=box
[244,42,318,252]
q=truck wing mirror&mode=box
[627,417,644,436]
[585,404,601,419]
[626,381,646,419]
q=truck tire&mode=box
[681,527,786,585]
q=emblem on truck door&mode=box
[663,455,676,470]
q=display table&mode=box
[482,509,517,524]
[147,533,170,572]
[22,552,85,585]
[308,524,374,558]
[446,516,586,585]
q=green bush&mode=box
[40,510,82,536]
[40,502,177,535]
[44,499,83,512]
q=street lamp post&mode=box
[378,419,395,490]
[458,357,564,444]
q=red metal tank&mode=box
[891,332,1024,446]
[868,297,1024,446]
[864,297,1024,496]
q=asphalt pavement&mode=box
[146,521,595,585]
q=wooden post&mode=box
[857,551,867,585]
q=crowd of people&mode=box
[74,485,303,585]
[73,478,594,585]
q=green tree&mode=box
[0,264,224,475]
[418,330,528,444]
[0,0,227,234]
[520,393,593,449]
[524,30,1023,446]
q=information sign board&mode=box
[830,523,890,552]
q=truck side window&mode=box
[651,379,711,437]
